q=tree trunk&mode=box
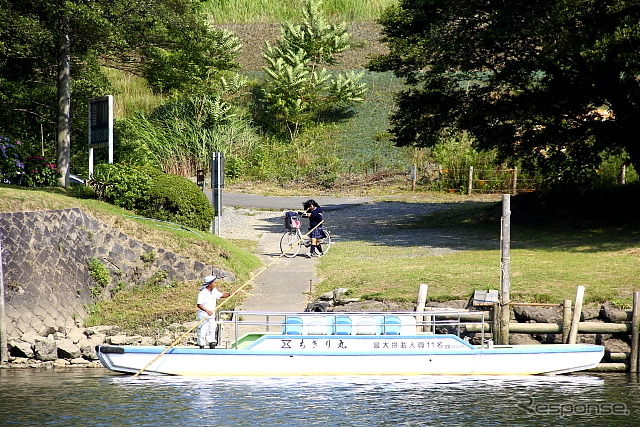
[57,16,71,188]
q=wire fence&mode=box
[413,166,539,194]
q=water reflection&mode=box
[0,370,637,426]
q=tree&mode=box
[369,0,640,188]
[0,0,239,186]
[261,0,367,139]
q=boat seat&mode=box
[334,316,352,335]
[400,315,417,335]
[352,316,377,335]
[283,316,303,335]
[303,316,330,335]
[383,315,401,335]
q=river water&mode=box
[0,369,638,426]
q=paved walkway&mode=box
[238,219,317,312]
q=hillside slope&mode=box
[221,22,387,71]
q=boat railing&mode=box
[217,310,486,349]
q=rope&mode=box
[132,220,324,376]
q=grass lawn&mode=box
[315,197,640,308]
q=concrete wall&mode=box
[0,208,226,339]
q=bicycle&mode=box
[280,211,332,258]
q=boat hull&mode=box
[96,334,604,376]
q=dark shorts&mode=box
[309,227,325,239]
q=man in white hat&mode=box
[196,275,230,349]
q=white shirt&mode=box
[197,287,224,314]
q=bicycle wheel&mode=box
[280,230,302,258]
[319,229,332,254]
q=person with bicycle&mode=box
[302,199,325,258]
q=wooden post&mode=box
[410,165,417,191]
[0,230,7,362]
[465,321,632,334]
[630,292,640,373]
[468,166,474,194]
[512,166,518,195]
[562,299,572,344]
[568,286,585,344]
[493,302,501,342]
[416,284,428,332]
[498,194,511,345]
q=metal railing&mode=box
[217,310,487,348]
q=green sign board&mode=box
[88,96,112,148]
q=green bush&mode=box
[138,171,214,231]
[89,164,213,231]
[89,164,153,210]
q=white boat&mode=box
[96,310,604,376]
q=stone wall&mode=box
[0,208,228,339]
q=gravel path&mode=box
[326,201,497,255]
[220,207,283,241]
[221,201,497,254]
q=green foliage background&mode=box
[0,0,637,192]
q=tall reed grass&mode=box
[119,109,263,177]
[101,67,165,118]
[202,0,397,23]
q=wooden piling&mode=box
[609,352,631,361]
[568,286,584,344]
[466,321,631,334]
[591,362,628,372]
[498,194,511,345]
[493,302,501,343]
[416,284,429,332]
[631,292,640,373]
[562,299,572,344]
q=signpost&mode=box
[211,153,224,236]
[88,95,114,176]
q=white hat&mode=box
[202,275,217,285]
